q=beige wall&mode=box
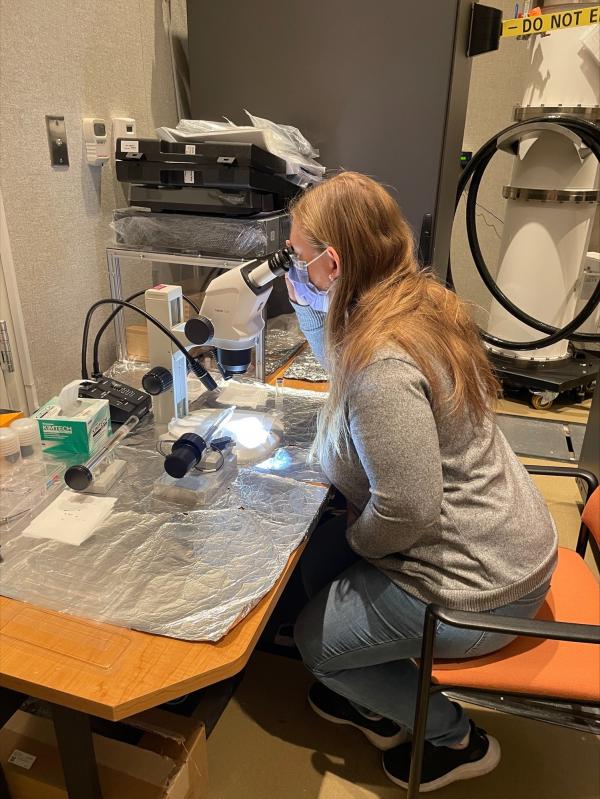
[0,0,187,403]
[451,0,530,326]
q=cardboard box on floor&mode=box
[0,707,207,799]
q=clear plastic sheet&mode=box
[0,460,64,531]
[284,347,329,383]
[111,208,290,258]
[0,383,328,642]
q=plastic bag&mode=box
[156,111,325,185]
[244,111,319,159]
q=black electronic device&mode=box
[115,138,287,175]
[128,185,284,216]
[79,376,152,425]
[116,160,298,196]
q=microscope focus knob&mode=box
[184,315,214,345]
[142,366,173,396]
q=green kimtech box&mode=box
[34,397,111,457]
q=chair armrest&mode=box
[430,605,600,646]
[524,465,600,563]
[524,466,598,499]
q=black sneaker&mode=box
[382,721,501,792]
[308,682,408,751]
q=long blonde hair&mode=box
[289,172,499,459]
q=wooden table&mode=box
[0,365,328,799]
[0,543,311,798]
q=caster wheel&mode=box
[584,383,596,398]
[531,394,554,410]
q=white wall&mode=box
[0,0,187,403]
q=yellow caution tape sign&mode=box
[502,5,600,37]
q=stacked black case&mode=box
[115,139,299,216]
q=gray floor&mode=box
[496,413,586,462]
[207,652,600,799]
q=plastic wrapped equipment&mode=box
[111,208,290,258]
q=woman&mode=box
[285,172,557,792]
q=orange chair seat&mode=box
[431,548,600,702]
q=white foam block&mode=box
[215,382,267,410]
[21,491,117,545]
[83,459,126,495]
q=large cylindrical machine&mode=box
[487,24,600,362]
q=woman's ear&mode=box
[326,246,341,279]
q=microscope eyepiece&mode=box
[267,247,293,275]
[164,432,207,478]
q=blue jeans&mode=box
[294,516,550,747]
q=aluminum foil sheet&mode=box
[264,314,306,376]
[111,209,290,258]
[0,383,328,642]
[284,347,329,383]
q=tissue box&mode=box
[34,397,111,457]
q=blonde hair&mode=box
[289,172,499,459]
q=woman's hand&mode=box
[285,276,308,306]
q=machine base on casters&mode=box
[490,351,600,409]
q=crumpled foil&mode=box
[0,383,328,642]
[284,347,329,383]
[264,314,306,376]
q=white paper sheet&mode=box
[21,491,117,545]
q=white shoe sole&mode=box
[308,695,408,751]
[382,735,502,792]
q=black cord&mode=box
[91,292,202,377]
[464,117,600,343]
[92,290,145,376]
[81,299,217,391]
[195,445,226,473]
[184,295,201,314]
[449,114,600,349]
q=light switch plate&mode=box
[45,115,69,166]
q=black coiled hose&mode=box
[448,115,600,350]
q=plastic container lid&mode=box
[0,428,20,456]
[10,417,40,447]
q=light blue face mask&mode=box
[287,250,332,312]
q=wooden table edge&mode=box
[0,538,311,721]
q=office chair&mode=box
[407,466,600,797]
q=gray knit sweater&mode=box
[294,303,557,612]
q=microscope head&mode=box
[184,248,293,378]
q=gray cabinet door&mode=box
[188,0,473,276]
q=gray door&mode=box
[187,0,473,276]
